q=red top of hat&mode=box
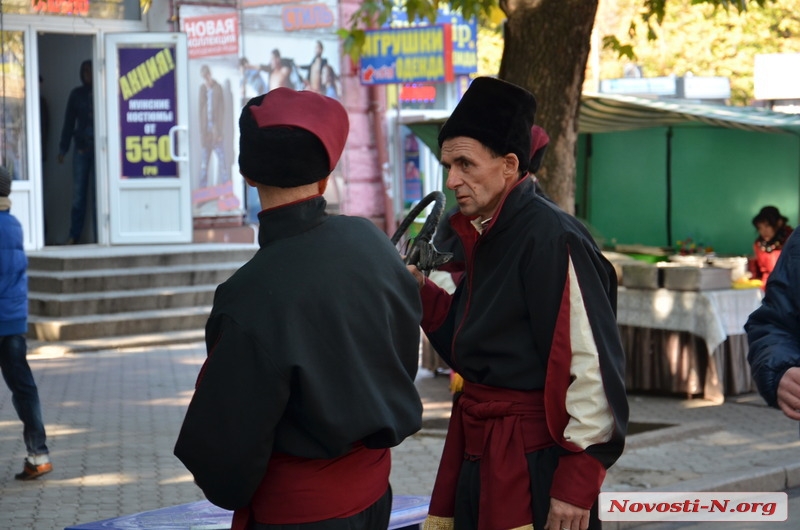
[530,125,549,158]
[249,88,349,171]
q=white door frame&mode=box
[0,14,147,250]
[104,32,191,244]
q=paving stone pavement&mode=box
[1,343,800,529]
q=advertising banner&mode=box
[117,46,178,179]
[180,1,344,220]
[184,12,239,59]
[181,5,242,217]
[15,0,136,20]
[387,6,477,76]
[360,24,454,85]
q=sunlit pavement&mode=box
[2,344,800,529]
[0,344,450,530]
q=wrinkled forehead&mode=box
[440,136,496,163]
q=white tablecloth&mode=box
[617,287,764,353]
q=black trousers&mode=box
[251,485,393,530]
[453,446,601,529]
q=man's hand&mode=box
[544,498,590,530]
[57,154,64,164]
[777,367,800,420]
[406,264,425,290]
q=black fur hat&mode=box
[239,88,349,188]
[438,77,537,169]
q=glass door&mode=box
[104,32,191,244]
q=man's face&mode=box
[441,137,518,220]
[81,64,92,85]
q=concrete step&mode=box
[28,306,211,341]
[28,329,206,357]
[28,262,240,294]
[27,243,257,272]
[29,285,217,317]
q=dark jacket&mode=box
[175,196,423,510]
[420,177,628,509]
[59,60,94,156]
[0,206,28,336]
[746,230,800,407]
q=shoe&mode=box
[66,237,76,245]
[15,460,53,480]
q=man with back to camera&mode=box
[407,77,628,530]
[175,87,423,530]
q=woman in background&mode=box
[752,205,793,286]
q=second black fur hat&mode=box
[438,77,537,169]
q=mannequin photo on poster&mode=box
[187,58,241,217]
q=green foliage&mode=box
[337,0,794,105]
[603,35,636,60]
[477,24,504,76]
[598,0,800,104]
[640,0,775,41]
[341,0,497,61]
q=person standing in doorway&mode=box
[0,166,53,480]
[198,64,229,189]
[57,59,94,245]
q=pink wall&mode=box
[338,1,390,230]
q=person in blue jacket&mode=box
[746,230,800,420]
[0,166,52,480]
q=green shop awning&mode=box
[579,93,800,135]
[403,93,800,155]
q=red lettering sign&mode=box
[31,0,90,16]
[281,4,334,31]
[182,12,240,59]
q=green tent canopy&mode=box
[404,93,800,148]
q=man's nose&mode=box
[445,171,460,190]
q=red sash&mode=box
[427,382,554,530]
[232,443,390,529]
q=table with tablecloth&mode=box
[616,286,764,403]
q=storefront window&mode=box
[0,30,27,181]
[2,0,141,21]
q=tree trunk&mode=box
[499,0,598,215]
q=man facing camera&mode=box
[408,77,628,530]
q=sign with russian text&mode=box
[117,46,178,179]
[31,0,89,16]
[360,25,453,85]
[183,12,239,59]
[24,0,132,19]
[388,7,477,76]
[282,3,334,31]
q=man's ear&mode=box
[503,154,521,177]
[243,175,257,188]
[318,176,330,195]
